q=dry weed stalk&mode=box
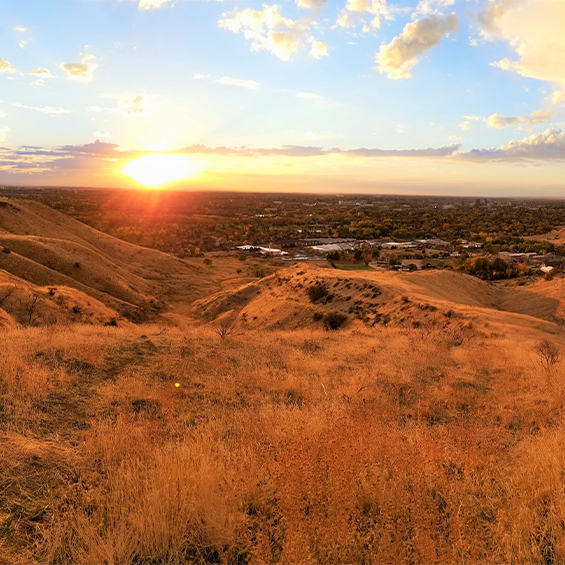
[212,320,234,339]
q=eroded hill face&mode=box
[193,263,564,337]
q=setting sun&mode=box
[122,154,200,188]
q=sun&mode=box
[122,153,200,188]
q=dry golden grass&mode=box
[1,316,565,564]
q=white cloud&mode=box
[448,135,461,141]
[219,5,326,61]
[30,68,53,78]
[193,73,210,80]
[414,0,455,17]
[93,131,111,138]
[463,115,481,121]
[19,40,28,49]
[552,91,565,105]
[487,109,554,129]
[61,55,97,81]
[119,95,147,116]
[297,0,327,9]
[0,111,6,118]
[309,39,329,59]
[138,0,171,8]
[15,27,28,33]
[0,58,15,74]
[458,121,471,130]
[216,76,260,89]
[458,128,565,162]
[13,103,71,116]
[480,0,565,88]
[0,126,9,142]
[375,13,457,79]
[335,0,393,31]
[296,92,321,99]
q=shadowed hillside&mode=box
[0,198,225,321]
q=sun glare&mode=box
[122,154,200,188]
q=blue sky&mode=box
[1,0,565,195]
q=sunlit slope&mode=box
[193,263,563,331]
[0,270,122,328]
[0,198,216,320]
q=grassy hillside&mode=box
[3,202,565,563]
[2,319,565,564]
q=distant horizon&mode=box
[2,183,565,202]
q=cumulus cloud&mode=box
[30,68,53,78]
[219,5,326,61]
[296,92,321,99]
[487,109,554,129]
[376,13,457,79]
[119,95,146,116]
[335,0,393,31]
[458,121,471,131]
[0,126,9,142]
[15,27,28,32]
[13,103,71,117]
[216,77,260,89]
[61,55,97,81]
[93,131,111,138]
[309,40,329,59]
[458,128,565,162]
[479,0,565,88]
[0,58,16,74]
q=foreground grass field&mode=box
[2,319,565,564]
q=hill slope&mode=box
[0,198,219,321]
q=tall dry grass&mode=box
[2,321,565,563]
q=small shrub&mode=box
[307,283,328,303]
[535,339,560,371]
[312,311,324,322]
[203,258,212,266]
[323,311,347,330]
[48,287,57,296]
[72,305,82,314]
[251,265,269,278]
[2,247,11,254]
[74,262,80,268]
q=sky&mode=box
[1,0,565,196]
